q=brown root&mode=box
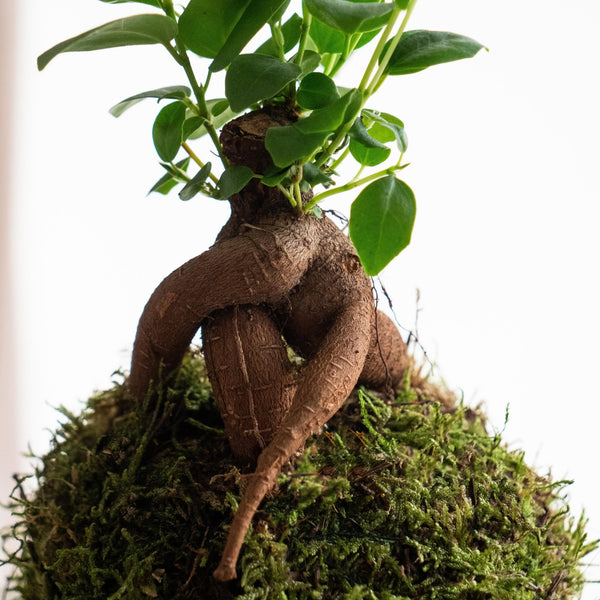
[129,108,410,581]
[360,310,409,392]
[203,304,296,464]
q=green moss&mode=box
[2,351,597,599]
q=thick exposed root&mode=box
[129,108,410,581]
[360,310,409,392]
[129,217,316,399]
[203,304,296,464]
[213,301,373,581]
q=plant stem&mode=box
[159,0,176,20]
[182,142,219,184]
[179,55,229,168]
[165,39,229,169]
[330,146,350,172]
[295,4,312,69]
[366,0,419,96]
[277,184,297,208]
[358,6,402,93]
[304,164,406,212]
[269,21,286,62]
[311,1,419,186]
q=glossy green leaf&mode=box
[216,166,255,199]
[179,162,213,201]
[210,0,290,72]
[362,109,408,152]
[308,18,345,54]
[266,89,361,167]
[38,14,177,70]
[302,162,335,187]
[261,165,291,187]
[270,0,292,23]
[349,175,416,275]
[296,89,361,134]
[148,158,190,195]
[297,50,322,75]
[348,118,389,149]
[99,0,160,6]
[308,16,381,55]
[297,72,339,110]
[182,117,204,141]
[109,85,190,117]
[225,54,301,112]
[349,140,390,167]
[152,101,186,162]
[266,127,329,168]
[149,174,179,195]
[383,30,487,75]
[184,99,238,140]
[305,0,393,34]
[349,119,391,166]
[179,0,250,59]
[256,13,303,56]
[394,0,410,7]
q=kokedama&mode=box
[10,0,594,594]
[130,106,409,580]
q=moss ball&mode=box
[2,352,597,599]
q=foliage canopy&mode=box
[38,0,487,274]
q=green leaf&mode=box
[349,120,391,166]
[394,0,410,7]
[261,165,291,187]
[255,13,303,57]
[308,18,345,54]
[211,0,290,72]
[225,54,301,112]
[297,73,339,110]
[266,127,329,168]
[297,50,322,76]
[362,110,408,152]
[184,100,238,140]
[109,85,191,117]
[349,175,416,275]
[179,0,249,59]
[296,89,361,133]
[37,14,177,70]
[383,30,487,76]
[265,89,361,168]
[348,118,389,149]
[99,0,161,6]
[179,162,213,201]
[302,162,335,187]
[152,101,186,162]
[148,157,190,195]
[349,140,390,167]
[215,166,255,199]
[305,0,393,35]
[308,15,381,55]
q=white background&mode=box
[3,0,599,596]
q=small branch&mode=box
[277,184,298,208]
[304,164,406,212]
[366,0,419,96]
[182,142,219,184]
[295,4,312,69]
[358,6,402,93]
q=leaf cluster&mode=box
[38,0,487,274]
[2,352,596,599]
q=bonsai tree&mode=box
[36,0,488,583]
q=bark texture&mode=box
[129,108,409,581]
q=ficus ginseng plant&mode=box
[39,0,486,582]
